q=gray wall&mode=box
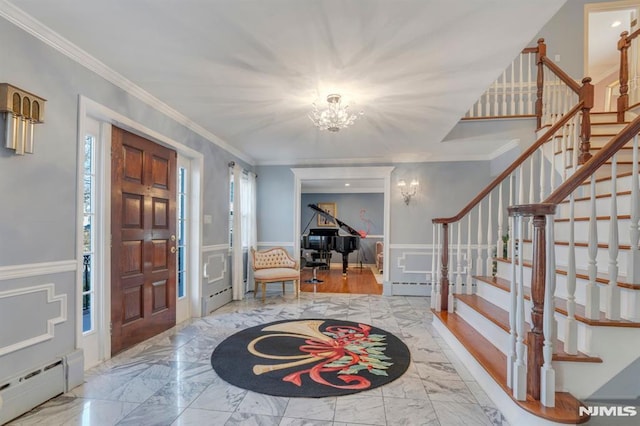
[0,16,242,391]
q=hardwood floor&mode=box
[299,264,382,295]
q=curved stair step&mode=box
[432,310,590,424]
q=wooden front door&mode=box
[111,127,177,355]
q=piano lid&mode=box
[307,203,360,237]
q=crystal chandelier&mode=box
[308,94,363,132]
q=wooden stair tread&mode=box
[494,257,640,289]
[432,310,590,424]
[475,275,640,327]
[558,190,631,203]
[555,214,631,222]
[455,293,602,363]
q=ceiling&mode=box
[3,0,568,166]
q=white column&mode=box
[476,203,484,276]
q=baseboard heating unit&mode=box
[0,359,65,424]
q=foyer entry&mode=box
[110,127,177,355]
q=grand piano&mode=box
[301,203,361,275]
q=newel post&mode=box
[440,223,450,312]
[535,38,546,130]
[618,31,630,123]
[509,204,556,401]
[578,77,594,165]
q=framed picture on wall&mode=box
[317,202,337,227]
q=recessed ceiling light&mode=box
[611,20,622,28]
[345,183,350,187]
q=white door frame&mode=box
[77,96,203,366]
[291,166,394,284]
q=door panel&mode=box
[111,127,177,355]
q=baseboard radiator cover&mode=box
[390,281,432,296]
[204,285,232,315]
[0,359,65,424]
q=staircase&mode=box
[430,39,640,425]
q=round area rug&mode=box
[211,319,411,397]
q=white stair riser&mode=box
[591,123,628,134]
[570,173,633,198]
[553,216,633,246]
[495,260,639,320]
[556,193,631,218]
[552,316,640,399]
[516,241,630,276]
[454,298,512,356]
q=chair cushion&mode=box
[254,267,299,282]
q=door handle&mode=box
[170,247,177,254]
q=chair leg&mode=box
[282,282,285,295]
[295,279,299,298]
[262,283,266,302]
[254,281,258,298]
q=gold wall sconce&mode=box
[1,83,46,155]
[398,179,419,205]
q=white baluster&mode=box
[541,213,556,407]
[585,175,600,319]
[513,215,527,401]
[493,80,499,116]
[510,59,516,116]
[607,155,620,320]
[527,52,533,115]
[565,193,578,354]
[507,173,514,257]
[497,182,504,259]
[456,221,463,294]
[628,135,640,283]
[507,214,517,389]
[486,193,493,276]
[477,203,484,276]
[431,223,437,310]
[466,214,473,295]
[435,224,442,312]
[485,82,491,116]
[571,115,580,174]
[449,224,455,313]
[501,70,507,116]
[550,133,557,192]
[561,122,569,181]
[518,53,524,115]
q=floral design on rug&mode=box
[211,318,410,397]
[248,320,391,389]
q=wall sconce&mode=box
[1,83,46,155]
[398,179,419,205]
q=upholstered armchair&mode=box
[250,247,300,302]
[375,241,384,273]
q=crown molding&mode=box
[0,0,254,165]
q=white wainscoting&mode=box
[0,283,67,356]
[0,260,76,281]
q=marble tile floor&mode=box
[8,293,509,426]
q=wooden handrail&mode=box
[544,113,640,205]
[540,57,581,94]
[433,101,583,225]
